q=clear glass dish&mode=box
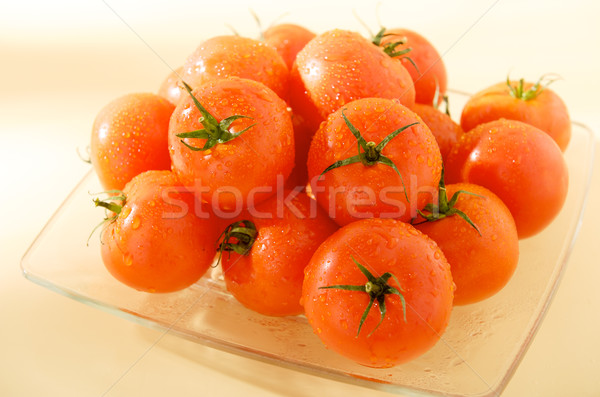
[21,92,595,397]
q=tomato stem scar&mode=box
[506,73,561,101]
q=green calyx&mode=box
[507,74,560,101]
[215,220,258,266]
[413,168,482,235]
[89,190,126,245]
[372,27,419,73]
[319,255,407,337]
[176,81,256,151]
[319,109,417,202]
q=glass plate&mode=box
[21,92,595,397]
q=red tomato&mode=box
[90,93,174,191]
[158,66,185,106]
[263,23,316,70]
[411,102,463,163]
[460,77,571,151]
[168,77,295,212]
[445,118,568,239]
[290,29,415,132]
[182,35,289,101]
[96,170,219,293]
[302,218,454,368]
[307,97,442,225]
[219,190,338,316]
[378,28,448,106]
[414,182,519,305]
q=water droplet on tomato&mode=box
[132,216,141,230]
[124,254,133,267]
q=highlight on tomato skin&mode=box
[96,170,220,293]
[445,118,569,239]
[90,92,175,191]
[302,218,454,368]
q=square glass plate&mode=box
[21,92,595,397]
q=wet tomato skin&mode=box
[221,190,338,316]
[445,118,568,239]
[182,35,289,101]
[100,170,219,293]
[302,218,454,368]
[290,29,415,130]
[91,93,174,191]
[307,97,442,225]
[414,183,519,305]
[168,77,295,212]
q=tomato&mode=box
[158,66,185,106]
[445,118,568,239]
[377,28,448,106]
[263,23,316,70]
[181,35,289,101]
[411,102,463,163]
[302,218,454,368]
[96,170,219,293]
[414,181,519,305]
[218,190,338,316]
[307,97,442,225]
[90,93,174,191]
[460,77,571,151]
[290,29,415,132]
[168,77,295,213]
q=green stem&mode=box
[319,255,406,337]
[176,82,256,151]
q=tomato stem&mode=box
[318,109,417,203]
[506,73,560,101]
[89,190,126,246]
[216,220,258,266]
[176,82,256,151]
[413,168,482,235]
[371,27,419,74]
[319,255,407,337]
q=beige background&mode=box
[1,1,599,396]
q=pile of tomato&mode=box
[89,21,570,368]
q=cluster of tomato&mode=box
[89,21,570,368]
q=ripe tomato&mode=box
[218,190,338,316]
[290,29,415,132]
[302,218,454,368]
[263,23,316,70]
[414,182,519,305]
[158,66,185,106]
[96,170,219,293]
[411,102,463,163]
[377,28,448,106]
[168,77,295,212]
[445,118,568,239]
[90,93,174,191]
[182,35,289,101]
[460,77,571,151]
[307,97,442,225]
